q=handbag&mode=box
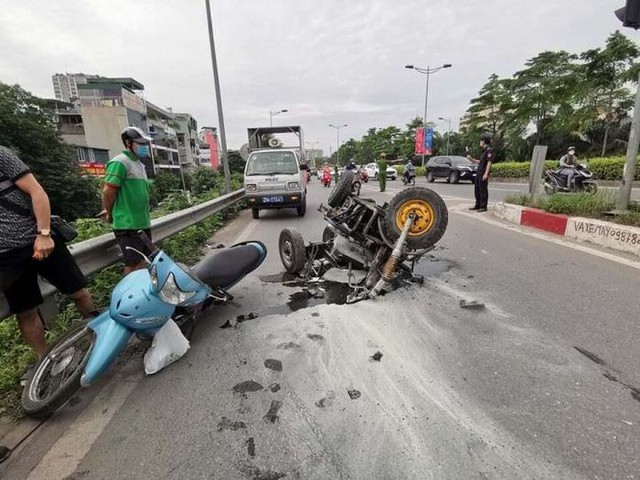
[0,180,78,243]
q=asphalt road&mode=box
[2,179,639,480]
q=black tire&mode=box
[328,170,355,208]
[426,171,435,183]
[252,208,259,219]
[297,199,306,217]
[449,171,460,184]
[351,180,361,196]
[383,187,448,251]
[22,323,95,417]
[279,228,307,274]
[584,182,598,195]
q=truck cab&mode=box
[244,149,307,219]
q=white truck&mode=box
[243,126,308,219]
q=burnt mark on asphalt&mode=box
[220,312,259,329]
[233,381,264,394]
[246,437,256,457]
[416,258,457,277]
[574,346,607,367]
[277,341,302,350]
[306,333,325,343]
[263,400,283,423]
[347,389,362,400]
[264,359,283,372]
[217,417,247,431]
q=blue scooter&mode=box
[22,233,267,416]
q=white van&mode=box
[244,149,307,219]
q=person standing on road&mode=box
[559,146,579,190]
[467,133,494,212]
[0,146,95,359]
[101,127,153,275]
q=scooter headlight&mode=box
[158,272,195,305]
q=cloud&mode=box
[0,0,630,154]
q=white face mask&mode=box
[568,150,575,156]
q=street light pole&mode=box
[438,117,452,155]
[328,124,347,165]
[405,63,452,166]
[269,109,288,127]
[205,0,231,193]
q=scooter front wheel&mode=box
[22,323,95,417]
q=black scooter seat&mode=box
[191,242,266,289]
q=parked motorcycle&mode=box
[402,170,416,186]
[21,234,267,416]
[278,170,448,303]
[543,164,597,194]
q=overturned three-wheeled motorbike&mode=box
[278,170,448,303]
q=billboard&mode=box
[79,162,106,177]
[414,127,434,156]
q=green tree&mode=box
[576,31,639,156]
[191,166,222,195]
[226,150,245,174]
[0,83,101,220]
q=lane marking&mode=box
[233,218,259,244]
[26,374,140,480]
[451,205,640,271]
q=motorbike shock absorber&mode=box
[369,212,416,299]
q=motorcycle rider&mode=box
[559,146,579,191]
[403,159,416,182]
[345,160,358,172]
[321,163,332,187]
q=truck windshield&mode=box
[246,151,298,176]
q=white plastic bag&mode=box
[143,319,190,375]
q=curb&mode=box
[493,203,640,257]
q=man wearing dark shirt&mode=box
[0,146,95,358]
[467,133,494,212]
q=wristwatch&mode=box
[37,229,51,237]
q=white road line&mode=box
[26,374,141,480]
[233,218,259,244]
[451,205,640,271]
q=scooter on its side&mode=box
[21,232,267,416]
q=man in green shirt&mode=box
[102,127,153,274]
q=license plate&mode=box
[263,196,284,203]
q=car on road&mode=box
[364,163,397,181]
[425,156,477,184]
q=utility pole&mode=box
[438,117,452,155]
[618,72,640,210]
[205,0,231,193]
[269,109,288,127]
[329,124,347,165]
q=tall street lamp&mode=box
[270,109,288,126]
[205,0,231,193]
[438,117,452,155]
[328,124,348,165]
[405,63,452,166]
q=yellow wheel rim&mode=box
[395,200,435,237]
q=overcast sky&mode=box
[0,0,634,155]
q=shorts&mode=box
[0,239,87,314]
[113,229,153,266]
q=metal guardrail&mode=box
[0,189,245,320]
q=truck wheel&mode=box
[328,170,355,208]
[296,199,306,217]
[383,187,448,251]
[252,208,259,219]
[279,228,307,274]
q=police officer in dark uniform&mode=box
[466,133,494,212]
